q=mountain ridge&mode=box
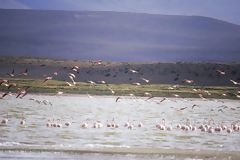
[0,9,240,61]
[0,8,239,26]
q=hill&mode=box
[0,9,240,61]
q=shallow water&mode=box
[0,94,240,159]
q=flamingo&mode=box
[198,94,206,100]
[129,93,135,97]
[227,128,232,133]
[141,78,149,83]
[173,94,180,98]
[69,73,76,79]
[1,91,11,99]
[69,75,76,85]
[46,119,51,127]
[71,66,79,73]
[92,120,101,128]
[81,122,88,128]
[43,76,53,83]
[214,126,222,132]
[221,122,227,130]
[42,100,52,106]
[230,79,240,85]
[176,124,182,129]
[138,122,143,128]
[16,86,30,98]
[160,97,167,103]
[133,82,141,86]
[168,87,174,90]
[191,104,199,109]
[6,69,15,77]
[157,119,166,130]
[208,127,215,133]
[65,121,72,127]
[98,80,106,84]
[235,94,240,98]
[0,79,9,86]
[128,124,134,130]
[55,119,63,128]
[57,123,62,128]
[144,92,152,97]
[166,125,172,131]
[57,91,63,95]
[115,97,121,102]
[72,66,79,70]
[233,124,239,131]
[1,119,8,125]
[222,93,227,97]
[192,88,199,92]
[216,70,225,75]
[204,90,211,96]
[107,120,111,127]
[192,126,197,131]
[111,118,116,128]
[108,88,115,94]
[19,68,28,76]
[7,83,17,89]
[87,93,93,98]
[66,82,73,86]
[182,79,194,84]
[124,120,130,128]
[53,71,58,76]
[1,114,9,125]
[88,81,96,85]
[201,126,207,132]
[92,60,102,65]
[19,113,25,125]
[93,121,103,128]
[129,69,138,73]
[179,107,188,111]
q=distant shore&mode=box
[1,56,240,86]
[0,57,239,100]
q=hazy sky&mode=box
[0,0,240,25]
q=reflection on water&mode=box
[0,94,240,152]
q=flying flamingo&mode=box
[230,79,240,85]
[129,69,138,73]
[7,83,17,89]
[19,68,28,76]
[16,86,30,98]
[43,76,53,83]
[182,79,194,84]
[141,78,149,83]
[216,70,226,75]
[6,69,15,77]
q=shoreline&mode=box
[3,92,240,102]
[0,146,240,159]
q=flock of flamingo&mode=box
[0,61,240,135]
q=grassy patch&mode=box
[0,78,238,99]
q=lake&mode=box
[0,94,240,159]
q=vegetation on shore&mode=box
[0,78,238,99]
